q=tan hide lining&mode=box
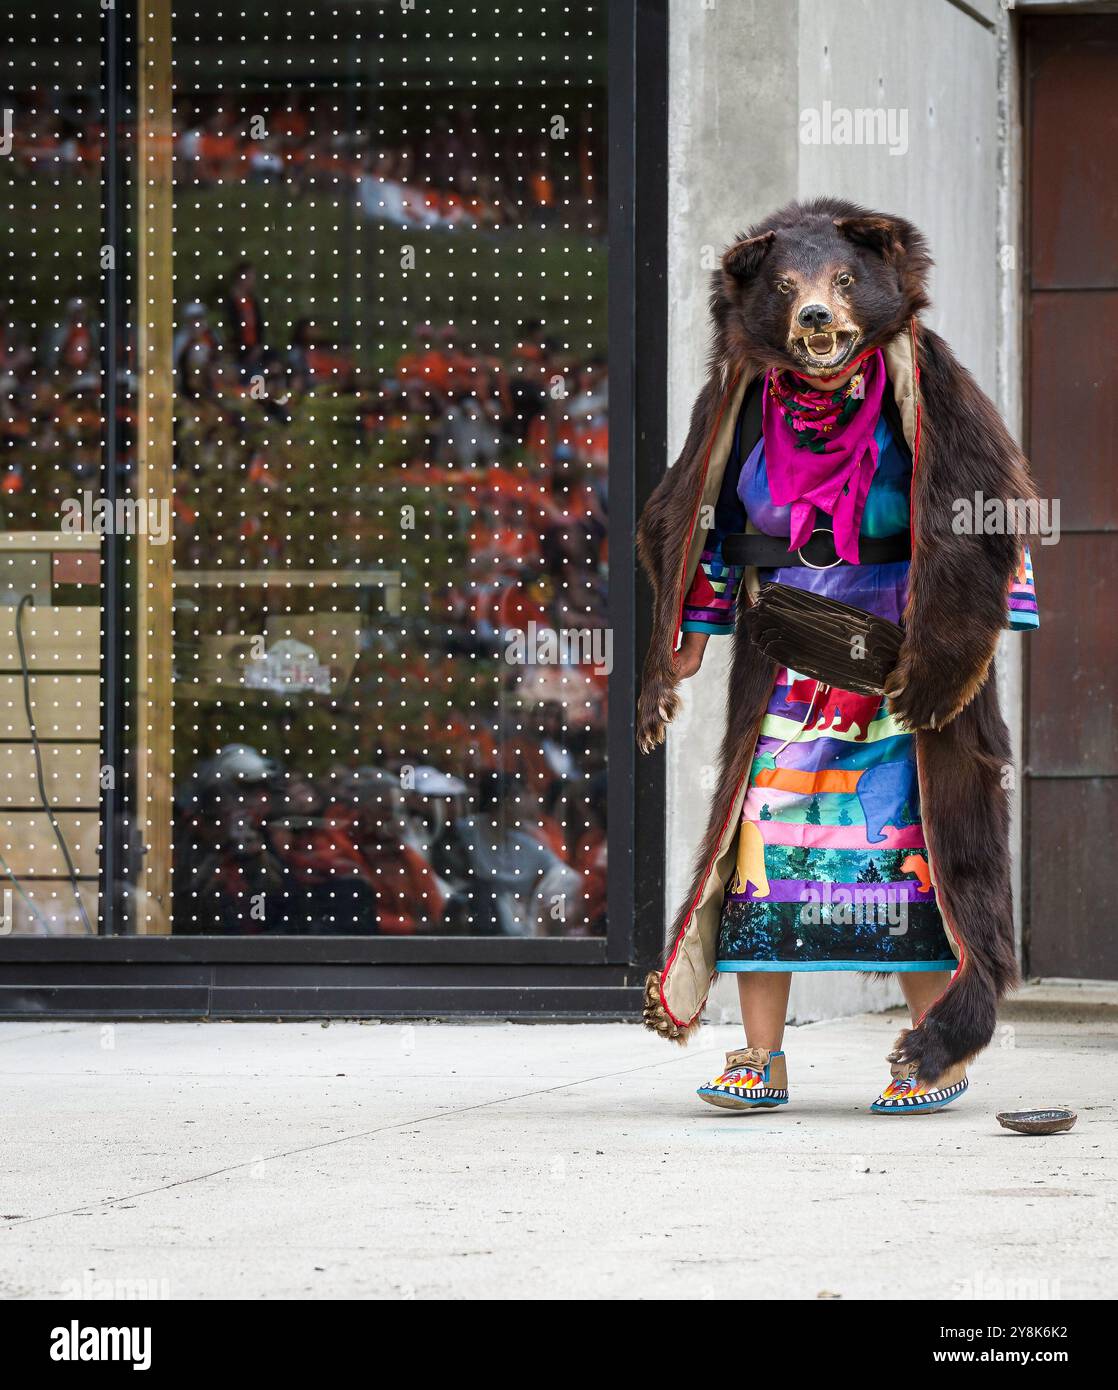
[678,370,752,625]
[882,329,917,454]
[663,325,958,1030]
[664,770,753,1026]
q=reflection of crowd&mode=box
[5,82,611,938]
[175,746,607,936]
[5,87,605,231]
[173,274,611,937]
[174,93,604,229]
[173,259,356,431]
[164,216,610,935]
[2,89,103,177]
[0,295,109,521]
[381,320,609,630]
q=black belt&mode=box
[723,527,910,570]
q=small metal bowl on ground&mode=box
[996,1108,1077,1135]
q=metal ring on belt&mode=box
[798,526,843,570]
[721,529,911,569]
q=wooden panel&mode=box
[0,676,100,740]
[0,882,99,936]
[178,568,399,588]
[0,812,100,877]
[1028,779,1118,979]
[135,0,175,935]
[0,744,101,808]
[0,553,50,605]
[1026,535,1118,777]
[1027,293,1118,529]
[1028,18,1118,288]
[0,533,101,551]
[0,607,101,672]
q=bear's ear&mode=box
[833,214,909,264]
[722,230,776,282]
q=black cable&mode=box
[15,595,95,936]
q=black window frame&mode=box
[0,0,668,1018]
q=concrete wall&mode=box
[664,0,1012,1025]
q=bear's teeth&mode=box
[807,333,837,357]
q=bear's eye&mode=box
[776,280,793,295]
[835,271,854,288]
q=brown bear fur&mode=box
[637,197,1035,1083]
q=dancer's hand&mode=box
[673,630,709,680]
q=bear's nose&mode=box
[797,303,833,330]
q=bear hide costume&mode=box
[636,197,1036,1085]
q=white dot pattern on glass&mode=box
[0,3,607,939]
[0,8,105,935]
[165,2,608,938]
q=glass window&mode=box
[0,12,104,934]
[170,2,610,938]
[1,1,613,942]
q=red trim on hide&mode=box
[660,370,748,1028]
[659,661,781,1027]
[909,316,924,500]
[671,372,742,652]
[659,765,751,1029]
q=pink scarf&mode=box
[761,348,886,564]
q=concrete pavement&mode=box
[1,982,1114,1300]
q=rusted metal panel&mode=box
[1025,16,1118,980]
[1026,533,1118,777]
[1028,17,1118,289]
[1027,293,1118,531]
[1028,779,1118,979]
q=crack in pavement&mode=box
[2,1046,715,1229]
